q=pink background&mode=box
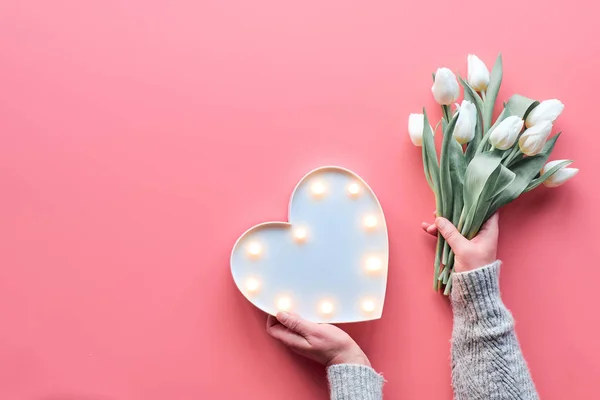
[1,1,598,399]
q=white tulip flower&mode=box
[518,120,553,156]
[408,113,433,146]
[431,68,460,105]
[453,100,477,144]
[525,99,564,128]
[489,115,524,150]
[467,54,490,92]
[541,160,579,187]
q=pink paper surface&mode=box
[0,1,598,399]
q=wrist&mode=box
[326,346,371,367]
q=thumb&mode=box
[276,312,316,338]
[435,217,468,251]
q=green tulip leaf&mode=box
[486,134,562,217]
[422,109,440,195]
[506,94,539,119]
[439,113,460,219]
[460,77,485,120]
[483,54,503,133]
[460,77,484,163]
[449,138,466,222]
[467,162,515,239]
[461,151,503,237]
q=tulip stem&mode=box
[434,233,443,291]
[481,91,486,102]
[442,105,451,122]
[443,276,453,296]
[504,146,522,166]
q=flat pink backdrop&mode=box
[1,1,598,399]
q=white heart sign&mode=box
[230,166,388,323]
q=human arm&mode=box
[266,312,384,400]
[423,214,538,399]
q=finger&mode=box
[421,222,438,236]
[276,312,318,339]
[435,217,469,251]
[267,323,309,349]
[266,315,280,329]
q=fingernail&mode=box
[435,218,446,228]
[277,311,289,320]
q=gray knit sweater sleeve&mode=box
[451,261,538,400]
[327,364,383,400]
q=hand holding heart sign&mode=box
[230,166,388,323]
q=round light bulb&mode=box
[319,300,335,316]
[244,277,260,294]
[293,227,307,242]
[348,182,360,197]
[363,215,378,230]
[361,299,376,313]
[276,296,292,312]
[365,256,383,273]
[311,181,326,197]
[247,241,262,257]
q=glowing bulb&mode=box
[293,227,307,242]
[365,256,383,273]
[247,241,262,257]
[276,296,292,312]
[363,215,378,230]
[348,182,361,197]
[244,277,260,294]
[311,181,326,197]
[318,300,335,316]
[361,299,376,313]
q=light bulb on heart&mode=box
[230,166,389,323]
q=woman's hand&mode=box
[266,312,371,367]
[421,213,500,273]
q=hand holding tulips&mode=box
[423,213,499,273]
[409,53,578,294]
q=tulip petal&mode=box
[408,113,425,146]
[453,100,477,144]
[525,160,573,191]
[543,167,578,187]
[432,68,460,105]
[467,54,490,92]
[525,99,565,128]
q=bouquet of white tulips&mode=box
[409,54,578,295]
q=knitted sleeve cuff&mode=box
[451,260,507,321]
[327,364,384,400]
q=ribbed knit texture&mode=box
[451,261,538,399]
[327,364,384,400]
[325,261,537,399]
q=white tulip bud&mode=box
[453,100,477,144]
[525,99,564,128]
[467,54,490,92]
[408,113,433,146]
[518,120,553,156]
[541,160,579,187]
[431,68,460,105]
[489,116,524,150]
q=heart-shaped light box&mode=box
[230,166,388,323]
